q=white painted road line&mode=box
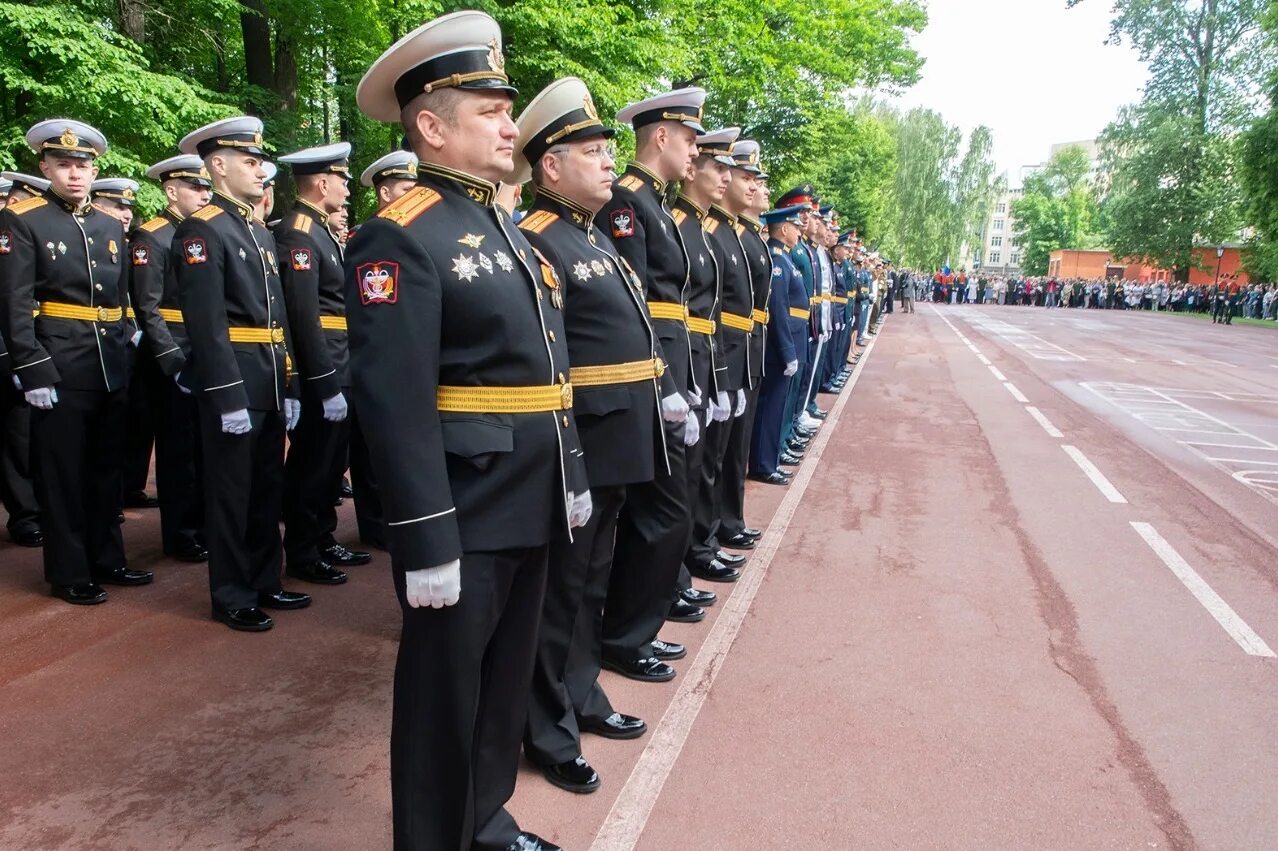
[1130,522,1276,658]
[1025,406,1064,438]
[1004,382,1029,404]
[1062,445,1127,503]
[589,321,885,851]
[988,365,1007,381]
[976,353,991,366]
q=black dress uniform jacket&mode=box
[273,200,347,398]
[738,217,771,385]
[173,191,291,413]
[518,188,668,489]
[706,204,752,393]
[597,163,694,399]
[129,207,188,376]
[0,191,131,392]
[343,163,587,572]
[672,194,721,400]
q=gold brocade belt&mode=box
[686,315,716,336]
[720,312,754,332]
[789,307,810,320]
[228,326,285,344]
[569,358,665,387]
[646,301,689,322]
[751,308,769,324]
[436,383,574,414]
[319,315,347,331]
[37,301,123,322]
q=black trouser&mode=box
[153,376,203,554]
[676,408,714,592]
[123,347,158,495]
[719,384,759,540]
[348,406,385,548]
[283,384,347,567]
[684,407,730,577]
[524,484,627,766]
[392,545,548,851]
[0,377,39,538]
[603,419,691,663]
[31,388,127,586]
[199,404,285,610]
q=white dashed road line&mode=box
[1130,522,1275,658]
[988,365,1007,381]
[1004,382,1029,404]
[1025,406,1064,438]
[1062,445,1128,503]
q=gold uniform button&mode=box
[95,284,103,291]
[561,415,569,428]
[91,261,97,267]
[547,330,556,342]
[558,372,565,384]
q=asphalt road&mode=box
[1,304,1274,850]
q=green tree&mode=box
[1010,145,1101,276]
[1239,0,1278,280]
[1076,0,1276,279]
[950,124,997,270]
[879,106,960,270]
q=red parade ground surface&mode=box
[1,303,1275,850]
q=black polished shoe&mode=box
[320,543,372,567]
[602,655,676,683]
[258,589,312,610]
[741,527,761,538]
[212,606,274,632]
[652,638,686,660]
[115,511,126,524]
[784,442,807,456]
[285,560,348,585]
[52,583,107,605]
[807,407,829,420]
[340,478,354,498]
[795,426,817,438]
[681,586,717,607]
[788,435,811,448]
[715,549,747,566]
[722,532,755,549]
[507,832,563,851]
[124,490,160,508]
[819,385,839,394]
[747,471,789,486]
[93,566,154,586]
[578,711,647,740]
[778,452,803,466]
[689,559,741,583]
[667,599,706,623]
[11,529,43,547]
[167,543,209,563]
[539,756,599,794]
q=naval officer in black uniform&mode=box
[513,76,672,794]
[276,141,369,585]
[174,116,309,631]
[0,120,151,603]
[131,154,212,563]
[347,11,588,850]
[596,87,712,680]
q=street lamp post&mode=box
[1214,244,1225,287]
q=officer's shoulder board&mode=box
[702,217,720,234]
[671,209,687,226]
[138,216,169,233]
[192,205,224,222]
[518,210,559,235]
[771,245,783,256]
[6,196,47,216]
[616,175,644,193]
[290,212,313,235]
[734,223,745,236]
[377,186,442,226]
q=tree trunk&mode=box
[274,31,299,113]
[116,0,145,42]
[241,0,274,113]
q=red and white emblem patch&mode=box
[183,238,207,265]
[0,231,10,254]
[610,207,635,239]
[131,246,149,266]
[291,248,312,271]
[357,261,399,305]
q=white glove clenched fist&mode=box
[405,559,461,608]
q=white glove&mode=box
[784,360,799,377]
[221,408,252,435]
[687,386,702,408]
[24,386,57,410]
[682,409,701,446]
[709,391,731,423]
[404,559,461,609]
[568,490,593,529]
[322,391,348,423]
[174,372,192,395]
[129,329,143,347]
[285,398,301,431]
[661,392,689,423]
[734,388,746,417]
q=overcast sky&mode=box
[889,0,1149,182]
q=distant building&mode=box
[1047,246,1249,285]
